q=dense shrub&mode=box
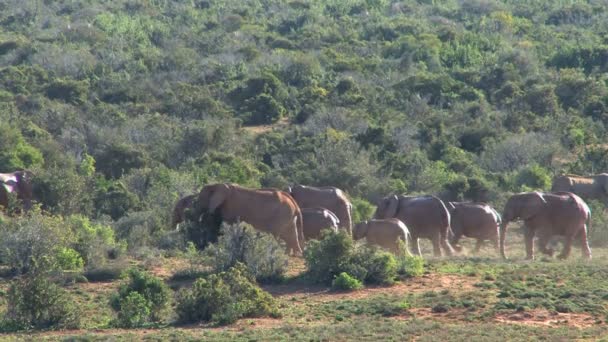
[175,263,279,325]
[397,255,425,278]
[332,272,363,291]
[67,215,122,268]
[304,230,399,285]
[110,268,171,327]
[203,223,288,283]
[55,247,84,271]
[0,261,80,332]
[0,211,72,273]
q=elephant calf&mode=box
[448,202,501,254]
[353,218,411,255]
[302,207,340,241]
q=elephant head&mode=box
[374,195,399,219]
[500,192,546,259]
[353,221,368,240]
[198,183,232,215]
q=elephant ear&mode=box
[386,195,400,218]
[208,184,231,213]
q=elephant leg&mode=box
[411,235,422,256]
[279,222,303,256]
[579,225,592,259]
[432,234,443,257]
[557,234,575,260]
[492,237,499,251]
[473,239,483,253]
[450,233,463,253]
[440,236,454,257]
[537,234,553,257]
[523,225,535,260]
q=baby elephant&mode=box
[302,207,340,241]
[448,202,501,254]
[353,218,411,255]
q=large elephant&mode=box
[288,185,352,235]
[353,218,411,255]
[447,202,501,254]
[0,171,33,212]
[552,173,608,204]
[301,207,340,241]
[196,183,304,255]
[500,191,591,260]
[374,195,454,257]
[171,194,197,230]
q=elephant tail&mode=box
[437,198,455,255]
[295,206,304,252]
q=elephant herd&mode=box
[0,169,598,261]
[173,183,594,261]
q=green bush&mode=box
[0,211,72,274]
[55,247,84,271]
[332,272,363,291]
[110,268,171,326]
[304,230,355,284]
[114,292,151,328]
[397,255,425,278]
[304,230,399,285]
[203,223,288,283]
[67,215,122,268]
[175,263,279,325]
[516,164,552,190]
[351,197,376,224]
[0,262,80,332]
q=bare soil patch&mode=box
[494,309,599,328]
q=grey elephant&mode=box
[171,194,197,230]
[0,170,33,212]
[301,207,340,241]
[196,183,304,255]
[552,173,608,204]
[353,218,411,255]
[500,191,591,260]
[375,195,454,257]
[447,202,501,254]
[288,185,353,235]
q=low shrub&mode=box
[110,268,171,327]
[304,230,400,286]
[0,211,72,274]
[67,215,123,268]
[0,261,80,332]
[55,247,84,271]
[203,223,288,283]
[397,255,425,278]
[115,292,151,328]
[84,264,126,282]
[332,272,363,291]
[175,263,279,325]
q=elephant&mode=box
[447,202,501,254]
[353,218,411,255]
[288,185,353,235]
[0,170,33,212]
[500,191,591,260]
[301,207,340,241]
[196,183,304,255]
[171,194,197,230]
[552,173,608,204]
[374,195,454,257]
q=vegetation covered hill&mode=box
[2,0,608,221]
